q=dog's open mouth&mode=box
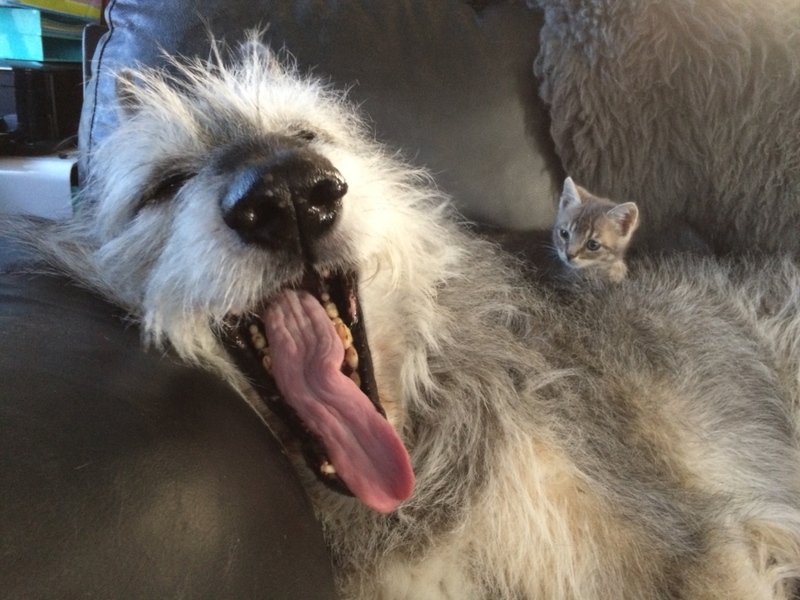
[218,270,414,513]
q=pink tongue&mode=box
[263,289,414,513]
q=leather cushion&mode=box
[0,262,336,599]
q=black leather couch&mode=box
[1,2,562,597]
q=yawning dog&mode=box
[9,35,800,599]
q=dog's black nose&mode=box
[220,149,347,252]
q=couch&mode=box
[0,1,562,597]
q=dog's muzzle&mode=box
[220,148,347,258]
[216,143,415,513]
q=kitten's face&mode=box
[553,178,639,276]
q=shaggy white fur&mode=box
[8,34,800,599]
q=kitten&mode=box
[552,177,640,283]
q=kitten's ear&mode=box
[115,70,142,120]
[607,202,640,237]
[559,177,582,212]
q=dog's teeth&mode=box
[252,333,267,350]
[248,324,259,335]
[345,346,359,370]
[349,372,361,387]
[321,292,330,302]
[320,461,337,475]
[262,353,272,372]
[334,320,353,350]
[325,301,339,319]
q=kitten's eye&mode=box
[559,229,569,240]
[586,239,601,251]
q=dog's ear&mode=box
[114,69,141,119]
[559,177,582,212]
[607,202,640,238]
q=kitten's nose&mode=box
[220,149,347,253]
[566,252,576,261]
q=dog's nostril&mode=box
[309,177,348,209]
[221,166,298,250]
[219,151,346,252]
[228,205,258,230]
[296,173,346,248]
[242,208,259,228]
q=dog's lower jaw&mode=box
[218,269,415,513]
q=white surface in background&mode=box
[0,154,75,219]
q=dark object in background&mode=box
[0,251,337,600]
[0,63,82,155]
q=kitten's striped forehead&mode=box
[571,203,607,231]
[558,200,611,232]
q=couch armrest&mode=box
[0,256,336,599]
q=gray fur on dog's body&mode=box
[533,0,800,256]
[8,38,800,598]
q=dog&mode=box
[8,34,800,599]
[532,0,800,256]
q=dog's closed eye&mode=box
[141,170,194,207]
[295,129,317,142]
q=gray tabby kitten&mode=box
[553,177,640,282]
